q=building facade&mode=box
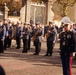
[20,0,55,24]
[20,0,76,24]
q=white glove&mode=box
[20,35,23,39]
[22,32,25,35]
[1,37,4,41]
[58,39,60,41]
[53,41,55,43]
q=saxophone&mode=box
[45,27,53,38]
[0,27,3,33]
[45,32,50,38]
[32,28,40,42]
[9,27,13,39]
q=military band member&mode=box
[0,20,5,53]
[60,24,75,75]
[27,24,31,50]
[32,23,42,55]
[72,24,76,59]
[15,22,22,49]
[7,21,14,48]
[4,21,8,50]
[59,22,64,33]
[22,23,29,53]
[44,22,56,56]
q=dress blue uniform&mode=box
[27,27,31,50]
[15,26,21,49]
[32,27,42,55]
[0,25,5,53]
[4,23,8,50]
[8,25,13,47]
[60,25,75,75]
[45,26,56,56]
[22,27,29,53]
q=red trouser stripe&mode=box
[70,56,72,75]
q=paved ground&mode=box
[0,41,76,75]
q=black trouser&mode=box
[61,53,70,75]
[27,35,31,50]
[16,36,21,48]
[8,38,12,47]
[4,37,8,50]
[7,37,12,48]
[0,39,4,53]
[22,39,28,53]
[46,40,53,55]
[34,39,41,54]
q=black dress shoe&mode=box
[4,48,7,50]
[16,47,20,49]
[33,53,39,55]
[49,54,52,56]
[7,46,10,48]
[22,51,27,53]
[0,52,4,54]
[44,54,48,56]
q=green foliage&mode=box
[0,0,10,5]
[0,0,22,15]
[0,0,48,15]
[32,0,48,3]
[56,0,76,16]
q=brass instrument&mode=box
[32,31,39,42]
[32,28,41,42]
[0,27,3,33]
[13,26,17,39]
[45,27,54,38]
[8,27,13,39]
[22,27,29,39]
[45,32,50,38]
[9,35,13,39]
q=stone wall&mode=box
[8,16,20,24]
[20,0,76,24]
[20,0,31,23]
[20,5,26,23]
[4,4,9,19]
[20,0,56,24]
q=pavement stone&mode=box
[0,41,76,75]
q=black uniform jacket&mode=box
[60,30,75,54]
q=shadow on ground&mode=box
[0,47,76,68]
